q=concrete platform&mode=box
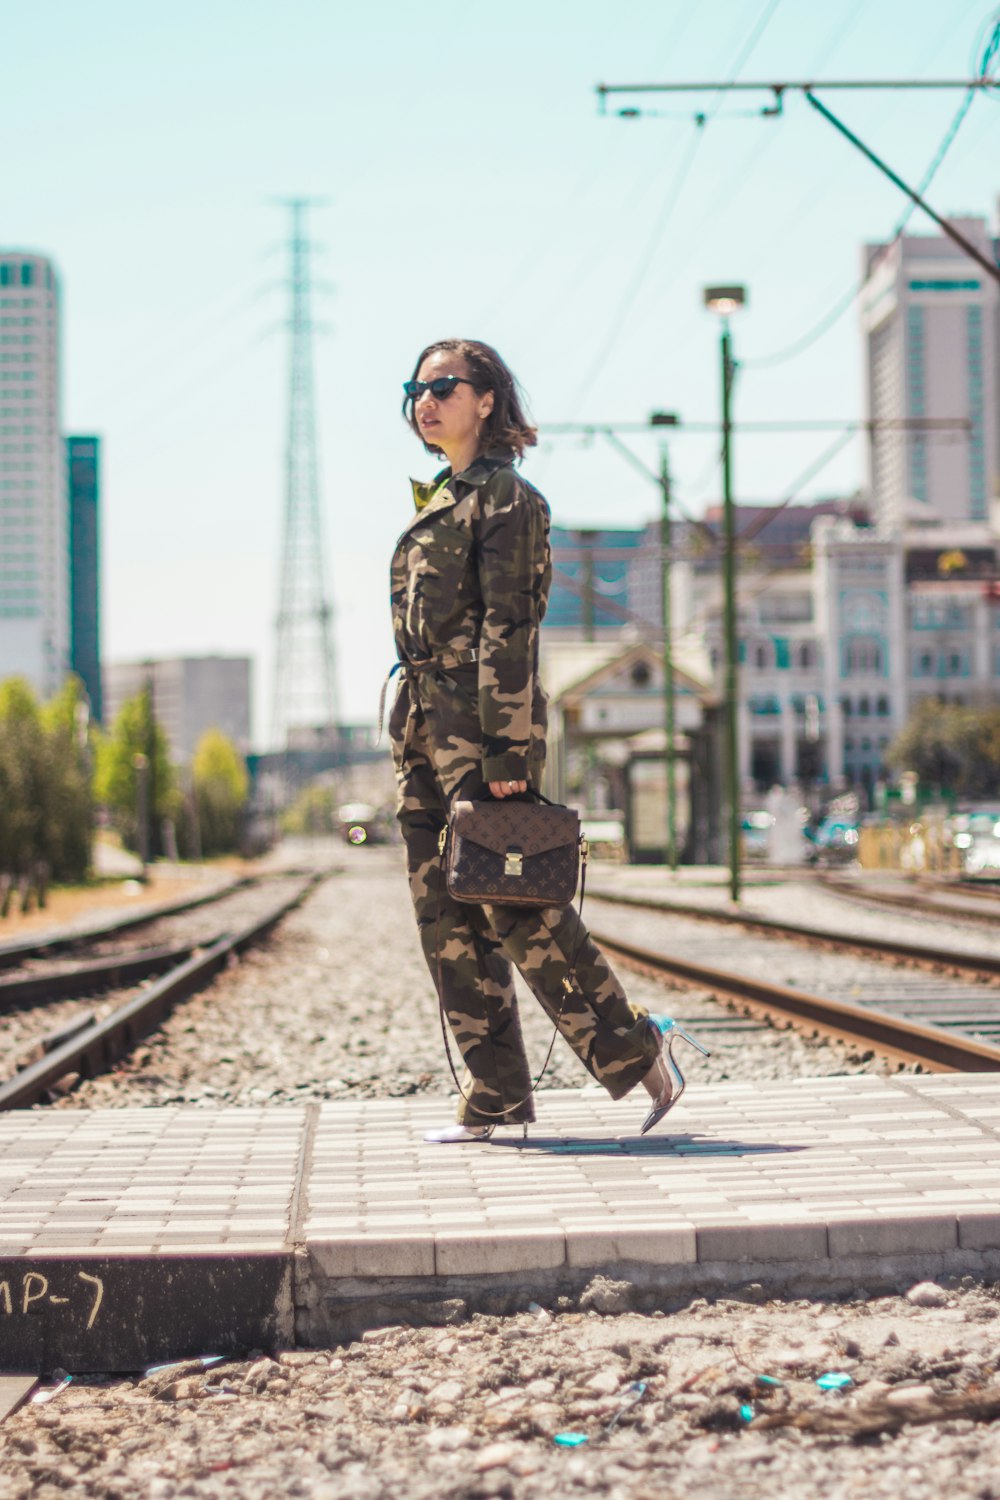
[3,1075,1000,1370]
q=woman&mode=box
[389,338,707,1142]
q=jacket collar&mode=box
[404,450,514,537]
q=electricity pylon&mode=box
[270,197,340,752]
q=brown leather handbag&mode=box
[440,791,585,908]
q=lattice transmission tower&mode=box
[270,197,340,751]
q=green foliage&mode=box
[0,675,94,886]
[192,729,248,856]
[887,699,1000,800]
[281,783,338,836]
[94,685,177,855]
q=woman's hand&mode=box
[489,779,527,798]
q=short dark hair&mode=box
[403,339,538,461]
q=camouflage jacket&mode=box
[390,450,552,784]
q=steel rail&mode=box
[0,874,258,971]
[816,874,1000,927]
[0,872,327,1111]
[588,927,1000,1074]
[586,886,1000,978]
[0,941,204,1012]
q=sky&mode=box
[4,0,999,746]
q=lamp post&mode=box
[650,411,679,869]
[703,284,746,903]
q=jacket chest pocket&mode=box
[408,521,473,580]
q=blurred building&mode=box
[860,218,999,534]
[67,435,101,721]
[104,655,252,763]
[546,525,648,635]
[0,251,68,696]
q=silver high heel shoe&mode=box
[423,1121,530,1144]
[640,1016,711,1136]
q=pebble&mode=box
[906,1281,950,1308]
[474,1441,518,1472]
[428,1379,464,1406]
[424,1426,472,1452]
[884,1384,938,1407]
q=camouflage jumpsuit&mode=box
[388,449,660,1126]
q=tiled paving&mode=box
[4,1077,1000,1368]
[0,1107,306,1255]
[2,1075,999,1268]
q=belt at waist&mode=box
[376,647,479,744]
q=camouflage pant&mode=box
[390,674,660,1126]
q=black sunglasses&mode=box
[403,375,476,402]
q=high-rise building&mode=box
[860,220,1000,533]
[0,252,68,695]
[67,435,101,720]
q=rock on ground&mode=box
[3,1282,1000,1499]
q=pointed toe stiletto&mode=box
[640,1016,711,1136]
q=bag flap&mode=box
[451,799,580,858]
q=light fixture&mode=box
[703,285,747,315]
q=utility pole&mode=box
[271,197,340,755]
[579,532,596,641]
[659,444,677,870]
[719,318,741,904]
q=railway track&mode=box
[586,882,1000,979]
[586,892,1000,1076]
[0,872,257,971]
[817,872,1000,926]
[0,871,329,1110]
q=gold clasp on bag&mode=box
[438,828,448,856]
[504,850,523,877]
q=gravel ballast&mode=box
[3,1282,1000,1499]
[44,850,911,1112]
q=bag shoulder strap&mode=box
[434,835,588,1120]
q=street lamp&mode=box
[649,410,679,869]
[703,283,747,902]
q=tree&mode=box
[192,729,248,856]
[0,678,45,888]
[886,699,1000,800]
[94,685,176,855]
[40,676,93,883]
[0,675,95,905]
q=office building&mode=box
[104,656,252,764]
[546,526,648,634]
[860,219,1000,533]
[0,252,68,695]
[67,435,101,720]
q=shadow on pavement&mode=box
[489,1135,807,1157]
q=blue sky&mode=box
[4,0,998,742]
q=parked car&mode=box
[337,801,381,846]
[741,810,774,860]
[804,817,859,865]
[950,811,1000,873]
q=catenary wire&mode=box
[742,11,1000,371]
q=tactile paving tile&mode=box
[0,1108,306,1254]
[303,1076,1000,1274]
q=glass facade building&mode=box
[0,251,67,694]
[67,435,101,721]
